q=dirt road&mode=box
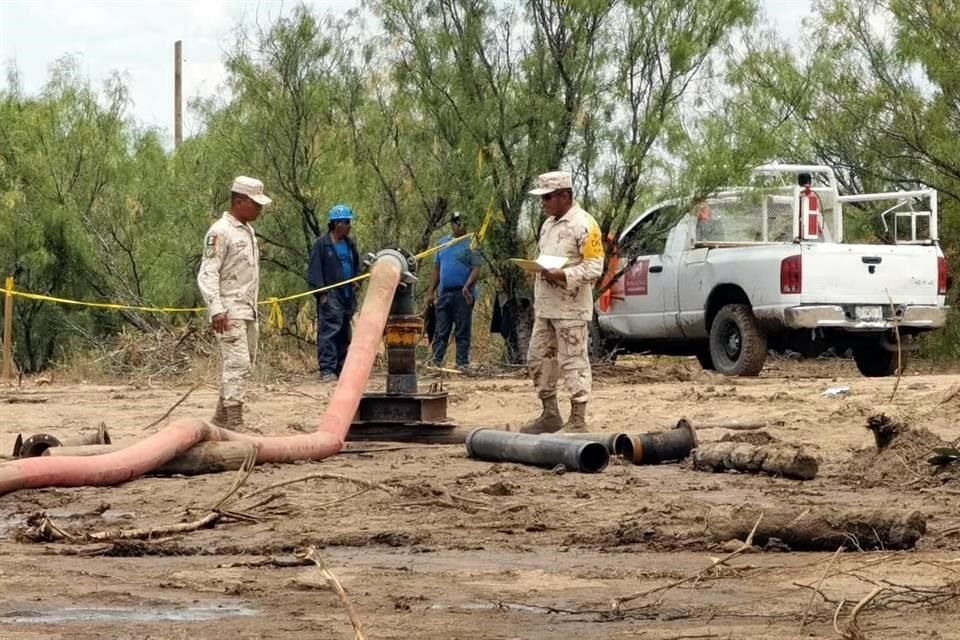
[2,356,960,639]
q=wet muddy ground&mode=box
[2,356,960,639]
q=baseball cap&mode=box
[231,176,272,205]
[528,171,573,196]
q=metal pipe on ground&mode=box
[630,419,698,465]
[465,428,609,473]
[555,432,633,458]
[12,424,112,458]
[0,250,409,496]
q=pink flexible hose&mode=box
[0,255,404,496]
[214,255,402,462]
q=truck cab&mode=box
[595,164,949,377]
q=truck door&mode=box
[657,223,685,337]
[605,206,680,338]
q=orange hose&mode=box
[0,419,215,494]
[0,255,404,496]
[215,256,403,462]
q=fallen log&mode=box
[43,442,255,476]
[691,441,818,480]
[709,505,926,551]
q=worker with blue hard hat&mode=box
[306,204,361,381]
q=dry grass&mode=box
[47,294,511,386]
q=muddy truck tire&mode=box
[853,344,905,377]
[708,304,767,376]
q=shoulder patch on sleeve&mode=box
[582,220,604,260]
[204,232,219,258]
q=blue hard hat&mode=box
[328,204,354,222]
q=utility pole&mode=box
[174,40,183,148]
[2,276,13,380]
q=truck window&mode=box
[620,206,678,256]
[695,195,765,243]
[693,188,838,244]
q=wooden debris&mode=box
[708,506,926,551]
[2,395,48,404]
[301,546,367,640]
[691,441,819,480]
[141,383,203,431]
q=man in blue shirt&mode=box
[426,212,482,369]
[306,204,360,382]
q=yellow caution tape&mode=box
[473,194,498,249]
[0,288,206,312]
[0,234,475,332]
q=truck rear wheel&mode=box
[709,304,767,376]
[853,346,905,377]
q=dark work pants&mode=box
[432,290,474,367]
[316,294,353,376]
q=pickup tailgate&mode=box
[800,243,941,305]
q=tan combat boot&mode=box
[211,397,228,428]
[562,402,588,433]
[519,394,564,434]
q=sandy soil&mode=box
[2,356,960,639]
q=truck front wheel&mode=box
[853,345,905,377]
[709,304,767,376]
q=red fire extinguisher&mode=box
[800,184,821,240]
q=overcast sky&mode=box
[0,0,814,148]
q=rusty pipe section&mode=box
[0,250,409,496]
[630,419,699,465]
[381,248,420,394]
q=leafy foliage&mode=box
[4,0,960,371]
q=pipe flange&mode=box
[18,433,62,458]
[366,248,417,285]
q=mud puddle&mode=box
[0,603,258,624]
[0,508,133,540]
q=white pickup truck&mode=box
[594,164,949,377]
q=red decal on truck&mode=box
[624,259,649,296]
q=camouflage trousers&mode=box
[220,319,258,407]
[526,317,591,403]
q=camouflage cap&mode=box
[528,171,573,196]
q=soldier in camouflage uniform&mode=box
[521,171,604,433]
[197,176,272,429]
